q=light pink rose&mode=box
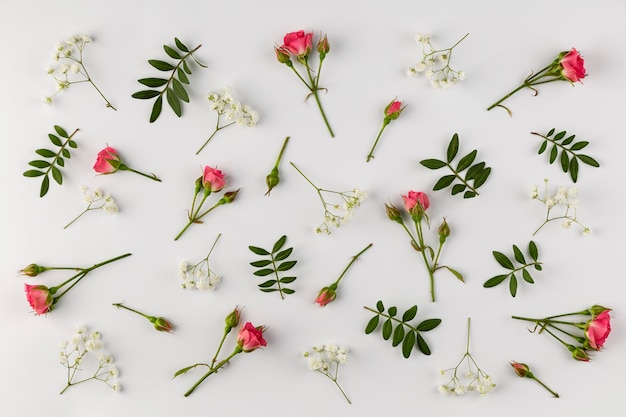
[237,322,267,352]
[202,166,226,192]
[314,287,336,307]
[25,284,53,315]
[282,31,313,56]
[93,147,121,174]
[585,310,611,350]
[401,191,430,212]
[559,48,586,83]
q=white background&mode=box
[1,0,624,415]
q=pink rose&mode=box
[559,48,586,83]
[25,284,53,315]
[237,322,267,352]
[510,361,531,378]
[202,166,226,192]
[282,30,313,56]
[401,191,430,212]
[314,287,336,307]
[385,100,404,120]
[93,146,121,174]
[585,310,611,350]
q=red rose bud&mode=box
[510,361,532,378]
[274,46,292,64]
[237,322,267,352]
[93,146,121,174]
[225,306,241,331]
[385,203,403,223]
[384,100,404,120]
[317,34,329,56]
[314,286,337,307]
[19,263,47,277]
[558,48,586,83]
[25,284,53,315]
[150,316,175,333]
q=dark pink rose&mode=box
[314,287,336,307]
[237,322,267,352]
[25,284,53,315]
[385,100,404,120]
[282,31,313,56]
[93,147,121,174]
[559,48,586,82]
[401,191,430,212]
[202,166,225,192]
[585,310,611,350]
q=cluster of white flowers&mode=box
[58,325,120,393]
[530,179,590,236]
[177,234,222,290]
[314,188,367,235]
[303,344,352,403]
[44,35,92,103]
[64,186,118,229]
[438,368,495,397]
[407,33,467,90]
[208,86,259,128]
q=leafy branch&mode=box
[249,235,298,299]
[420,133,491,198]
[23,125,79,197]
[132,38,206,123]
[531,129,599,183]
[484,241,542,297]
[364,300,441,358]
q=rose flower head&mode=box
[584,310,611,350]
[402,190,430,215]
[384,100,405,120]
[25,284,53,315]
[282,30,313,57]
[93,147,121,174]
[558,48,586,83]
[237,322,267,352]
[202,165,226,193]
[314,286,337,307]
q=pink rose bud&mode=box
[220,189,240,205]
[314,286,337,307]
[569,346,590,362]
[18,263,46,277]
[225,306,241,331]
[385,203,403,223]
[559,48,586,83]
[510,361,532,378]
[93,146,121,174]
[317,34,329,55]
[24,284,53,315]
[584,310,611,350]
[274,46,292,64]
[401,190,430,212]
[384,100,404,120]
[202,165,226,193]
[282,30,313,57]
[236,322,267,352]
[151,316,175,333]
[438,218,450,243]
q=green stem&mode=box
[290,162,319,190]
[304,59,334,137]
[273,136,290,168]
[333,243,373,286]
[119,164,161,182]
[415,219,436,302]
[81,62,117,111]
[196,118,236,155]
[64,206,93,229]
[529,375,560,398]
[112,302,151,320]
[184,348,241,397]
[366,119,390,162]
[211,328,231,367]
[486,64,555,111]
[174,200,222,241]
[445,161,479,196]
[363,306,421,333]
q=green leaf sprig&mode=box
[23,125,79,197]
[132,38,207,123]
[364,300,441,358]
[249,235,298,299]
[531,129,599,183]
[484,241,542,297]
[420,133,491,198]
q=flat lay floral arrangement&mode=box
[10,14,618,413]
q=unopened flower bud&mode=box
[219,189,240,205]
[438,218,450,243]
[568,346,590,362]
[149,316,175,333]
[510,361,532,378]
[588,305,611,318]
[194,177,203,195]
[265,167,280,196]
[385,203,403,223]
[19,263,47,277]
[274,46,292,65]
[384,99,405,121]
[225,306,241,331]
[317,34,330,57]
[314,286,336,307]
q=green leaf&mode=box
[138,78,168,87]
[258,279,277,288]
[509,274,518,297]
[420,159,447,169]
[512,245,526,264]
[553,131,566,141]
[472,167,491,188]
[173,364,204,378]
[416,333,431,355]
[260,288,278,293]
[444,266,464,282]
[538,141,547,154]
[451,184,466,195]
[463,191,476,199]
[522,269,534,283]
[166,88,182,117]
[61,149,70,158]
[54,125,68,138]
[382,319,392,340]
[35,149,56,158]
[177,67,189,84]
[175,37,189,52]
[274,247,293,261]
[163,45,182,59]
[132,90,160,99]
[182,60,192,74]
[402,331,416,358]
[570,141,589,151]
[172,78,189,102]
[416,318,441,332]
[577,154,600,167]
[456,150,477,172]
[528,241,538,261]
[547,128,555,136]
[250,260,272,268]
[465,162,485,180]
[560,150,569,173]
[535,264,543,271]
[483,274,508,288]
[272,235,287,253]
[149,59,175,71]
[549,145,558,163]
[562,135,575,146]
[282,288,295,295]
[23,170,44,177]
[68,140,78,149]
[365,316,380,334]
[249,245,270,256]
[279,276,296,284]
[48,134,62,146]
[493,251,514,269]
[51,166,63,185]
[392,324,405,347]
[388,306,398,317]
[29,160,50,168]
[40,175,50,197]
[376,300,384,312]
[402,305,417,322]
[56,157,64,167]
[569,157,579,183]
[150,96,163,123]
[446,133,459,162]
[433,175,455,191]
[253,268,274,277]
[277,260,297,271]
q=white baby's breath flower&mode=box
[583,227,591,236]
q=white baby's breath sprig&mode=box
[408,33,468,89]
[63,185,118,229]
[178,233,222,290]
[58,325,119,394]
[290,162,366,235]
[46,34,116,110]
[196,86,259,154]
[531,179,589,236]
[303,344,351,404]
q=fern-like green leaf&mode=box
[249,235,298,299]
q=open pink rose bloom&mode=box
[402,190,430,212]
[559,48,586,83]
[282,30,313,56]
[93,146,120,174]
[585,310,611,350]
[237,322,267,352]
[24,284,53,315]
[202,165,226,192]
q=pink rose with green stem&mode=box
[93,146,161,182]
[314,243,372,307]
[366,99,406,162]
[23,253,131,315]
[275,31,335,137]
[174,165,238,241]
[510,361,559,398]
[584,310,611,350]
[385,192,463,302]
[487,48,586,115]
